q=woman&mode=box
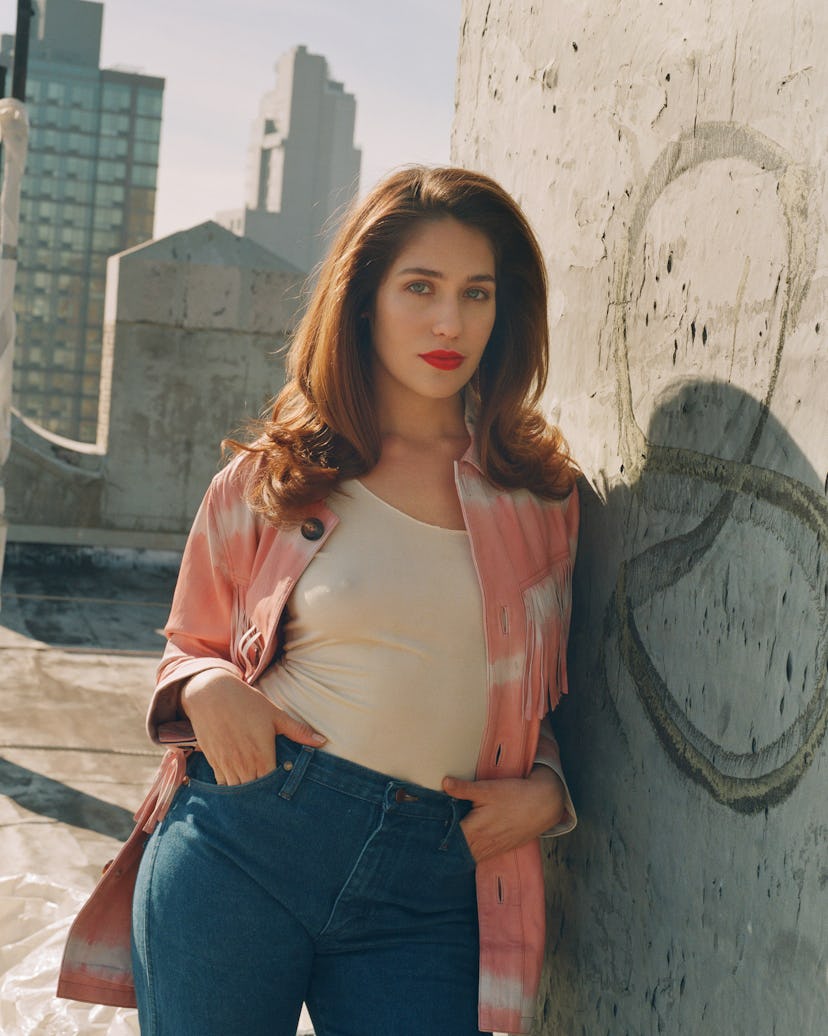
[132,166,578,1035]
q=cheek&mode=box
[477,309,497,349]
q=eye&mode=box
[464,286,491,301]
[406,281,432,295]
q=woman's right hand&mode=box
[180,669,327,785]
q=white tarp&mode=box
[0,874,138,1035]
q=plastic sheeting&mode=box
[0,873,138,1035]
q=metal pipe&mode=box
[11,1,34,102]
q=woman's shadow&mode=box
[572,377,828,816]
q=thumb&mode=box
[271,706,327,747]
[442,775,479,800]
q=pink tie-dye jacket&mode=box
[61,432,579,1034]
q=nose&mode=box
[432,298,462,339]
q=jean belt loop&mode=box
[278,744,314,800]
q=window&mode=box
[92,229,120,254]
[61,203,87,226]
[46,81,65,103]
[63,179,93,203]
[26,78,44,102]
[101,112,130,137]
[60,226,87,249]
[67,132,96,156]
[69,82,96,108]
[69,109,96,132]
[136,90,162,117]
[134,116,161,142]
[95,184,125,206]
[130,164,157,189]
[102,83,131,112]
[57,274,77,292]
[132,138,159,164]
[66,156,93,179]
[93,206,120,228]
[97,160,126,184]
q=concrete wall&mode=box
[6,222,302,547]
[454,3,828,1033]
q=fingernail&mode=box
[311,733,327,744]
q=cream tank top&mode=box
[255,479,488,790]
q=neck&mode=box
[374,376,467,445]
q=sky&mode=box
[0,0,462,238]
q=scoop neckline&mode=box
[345,478,469,534]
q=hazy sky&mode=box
[0,0,462,238]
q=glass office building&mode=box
[1,0,163,442]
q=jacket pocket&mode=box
[521,555,573,719]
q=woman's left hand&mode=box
[442,766,567,864]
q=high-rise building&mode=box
[217,45,360,274]
[0,0,163,443]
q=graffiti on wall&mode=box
[608,121,827,812]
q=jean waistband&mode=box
[276,735,470,821]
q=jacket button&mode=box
[300,517,324,541]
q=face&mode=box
[369,217,497,407]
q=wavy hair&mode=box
[228,166,576,524]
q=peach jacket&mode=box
[62,431,578,1034]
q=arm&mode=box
[148,473,246,739]
[149,464,324,783]
[443,481,580,859]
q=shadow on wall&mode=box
[589,378,827,815]
[543,377,828,1033]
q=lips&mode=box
[418,350,464,371]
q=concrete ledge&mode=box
[7,525,188,551]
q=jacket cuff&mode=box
[147,658,244,743]
[532,756,577,838]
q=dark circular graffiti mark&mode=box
[609,121,827,812]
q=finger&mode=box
[273,709,327,747]
[442,776,480,800]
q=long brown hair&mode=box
[229,166,576,524]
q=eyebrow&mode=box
[396,266,496,283]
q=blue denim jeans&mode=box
[131,736,488,1035]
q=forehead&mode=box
[389,217,496,273]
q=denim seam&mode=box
[317,806,385,938]
[134,828,163,1035]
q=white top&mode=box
[255,478,488,789]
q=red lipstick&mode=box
[418,350,464,371]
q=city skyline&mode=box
[0,0,461,239]
[217,44,362,273]
[1,0,164,442]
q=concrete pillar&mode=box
[454,3,828,1032]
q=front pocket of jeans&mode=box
[186,752,284,794]
[455,823,478,869]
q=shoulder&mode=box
[195,453,265,548]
